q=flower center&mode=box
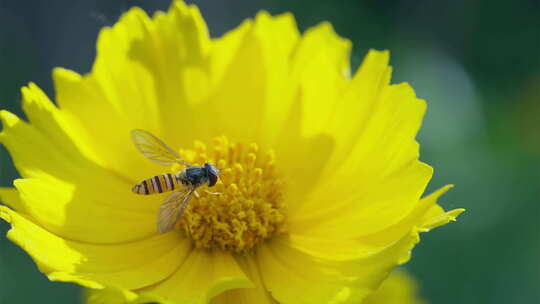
[173,137,286,252]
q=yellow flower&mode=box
[0,1,463,303]
[364,270,425,304]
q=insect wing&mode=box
[131,129,191,167]
[157,188,194,233]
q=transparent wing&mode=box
[157,187,194,234]
[131,129,191,167]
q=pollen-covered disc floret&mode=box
[175,137,286,252]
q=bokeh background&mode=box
[0,0,538,303]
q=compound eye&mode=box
[208,172,218,187]
[204,163,219,187]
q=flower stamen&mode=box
[175,137,286,252]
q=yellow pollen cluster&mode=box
[175,137,286,252]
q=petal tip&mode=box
[426,184,454,199]
[255,10,272,20]
[448,208,466,221]
[170,0,189,10]
[52,67,82,81]
[52,67,83,98]
[367,48,391,60]
[422,208,465,230]
[276,11,297,24]
[0,110,19,128]
[0,206,13,223]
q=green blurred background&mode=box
[0,0,538,303]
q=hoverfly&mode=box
[130,129,220,233]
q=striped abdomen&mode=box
[132,173,179,195]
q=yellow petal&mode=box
[52,2,212,180]
[257,230,422,304]
[357,186,464,247]
[288,22,351,139]
[211,255,276,304]
[0,105,116,184]
[288,186,463,259]
[272,22,351,202]
[278,233,385,261]
[258,187,463,303]
[311,49,393,179]
[209,20,252,87]
[84,260,269,304]
[279,49,392,210]
[1,85,122,183]
[289,160,432,239]
[138,249,253,304]
[0,108,159,243]
[287,55,434,237]
[85,287,138,304]
[253,12,300,147]
[0,206,190,290]
[84,286,164,304]
[92,1,210,127]
[421,205,465,231]
[206,12,299,145]
[96,2,211,142]
[332,82,427,182]
[13,177,158,243]
[363,270,425,304]
[20,83,101,164]
[52,68,144,180]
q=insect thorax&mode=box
[180,166,209,187]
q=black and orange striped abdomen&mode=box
[132,173,179,195]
